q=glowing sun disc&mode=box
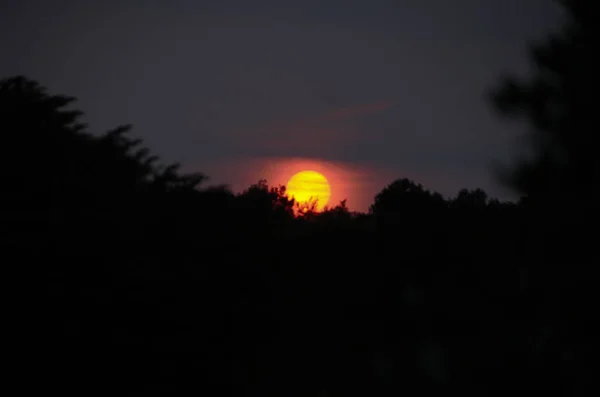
[286,170,331,211]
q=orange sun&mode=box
[286,170,331,211]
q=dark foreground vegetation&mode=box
[3,1,597,395]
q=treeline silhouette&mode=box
[4,1,597,394]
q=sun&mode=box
[286,170,331,212]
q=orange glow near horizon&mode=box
[198,156,381,212]
[251,157,372,211]
[286,170,331,211]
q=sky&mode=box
[0,0,563,211]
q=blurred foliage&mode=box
[490,0,598,211]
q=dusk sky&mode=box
[1,0,562,211]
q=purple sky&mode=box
[0,0,562,211]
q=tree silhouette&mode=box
[0,75,203,207]
[370,178,447,216]
[489,1,598,393]
[490,0,597,210]
[450,188,488,209]
[4,68,594,395]
[236,179,294,218]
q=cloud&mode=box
[233,100,395,156]
[321,101,395,121]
